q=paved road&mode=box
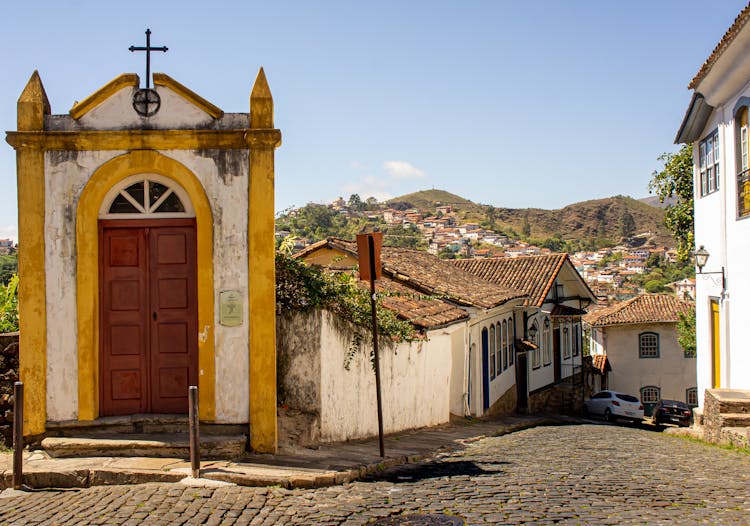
[1,424,749,525]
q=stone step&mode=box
[46,414,246,438]
[41,433,247,459]
[718,413,750,428]
[717,400,750,414]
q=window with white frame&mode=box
[562,326,571,359]
[496,322,503,374]
[641,385,660,404]
[737,107,750,217]
[100,174,194,219]
[507,317,514,367]
[639,332,660,358]
[699,129,720,197]
[542,318,551,366]
[531,320,541,369]
[572,324,580,357]
[489,325,496,379]
[686,387,698,407]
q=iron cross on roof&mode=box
[129,29,168,89]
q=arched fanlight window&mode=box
[99,174,195,219]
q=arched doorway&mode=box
[98,175,198,415]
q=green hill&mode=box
[387,190,671,247]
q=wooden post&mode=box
[189,386,200,478]
[13,381,24,490]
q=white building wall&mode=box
[600,323,696,404]
[43,145,250,423]
[318,311,453,442]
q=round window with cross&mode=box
[99,174,194,219]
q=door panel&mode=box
[100,220,197,416]
[100,228,149,415]
[149,226,198,413]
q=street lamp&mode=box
[528,321,538,342]
[693,245,725,290]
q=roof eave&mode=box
[675,92,714,144]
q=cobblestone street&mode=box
[1,424,749,525]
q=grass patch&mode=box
[670,434,750,454]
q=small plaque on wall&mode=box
[220,290,243,327]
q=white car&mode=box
[584,390,644,423]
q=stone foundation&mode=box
[485,386,517,417]
[703,389,750,445]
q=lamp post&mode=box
[694,245,725,290]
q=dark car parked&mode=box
[652,399,692,427]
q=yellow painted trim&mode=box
[711,299,720,389]
[76,150,216,421]
[70,74,140,120]
[248,67,278,453]
[153,73,224,119]
[6,129,280,151]
[16,71,48,437]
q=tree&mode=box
[620,210,636,239]
[485,205,497,230]
[649,144,694,261]
[347,193,363,211]
[521,213,531,238]
[677,306,696,358]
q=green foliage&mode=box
[633,257,694,293]
[620,210,636,239]
[649,145,694,261]
[678,306,696,358]
[382,224,426,249]
[275,253,419,368]
[0,254,17,285]
[276,203,377,242]
[0,274,19,333]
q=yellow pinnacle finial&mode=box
[18,71,51,131]
[250,67,273,129]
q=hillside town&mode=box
[278,196,694,303]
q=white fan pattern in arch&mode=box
[99,174,195,219]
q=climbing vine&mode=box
[276,253,421,368]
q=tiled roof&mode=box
[689,3,750,89]
[591,354,611,375]
[583,294,692,327]
[452,254,582,307]
[374,277,469,330]
[298,238,526,309]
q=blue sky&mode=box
[1,1,748,241]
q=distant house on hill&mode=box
[584,294,695,414]
[453,254,597,411]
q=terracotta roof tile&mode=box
[591,354,611,375]
[299,238,526,309]
[689,3,750,89]
[583,294,692,327]
[373,277,469,330]
[452,254,571,307]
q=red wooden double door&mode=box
[99,219,198,416]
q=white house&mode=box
[454,254,597,412]
[675,4,750,406]
[584,294,696,414]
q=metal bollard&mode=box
[188,386,200,478]
[12,381,23,490]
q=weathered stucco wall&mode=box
[43,145,250,423]
[279,310,452,443]
[604,322,696,404]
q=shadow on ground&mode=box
[362,459,508,483]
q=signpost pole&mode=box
[368,236,386,458]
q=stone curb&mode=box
[0,417,562,491]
